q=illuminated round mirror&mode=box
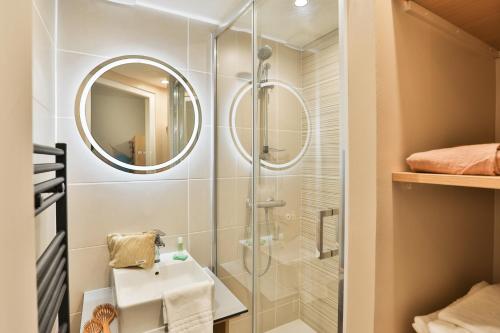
[230,81,310,170]
[76,56,201,174]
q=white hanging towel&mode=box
[439,284,500,333]
[162,280,214,333]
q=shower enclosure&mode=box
[213,1,344,332]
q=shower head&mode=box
[258,45,273,62]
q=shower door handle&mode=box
[317,209,339,259]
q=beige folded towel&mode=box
[413,282,489,333]
[163,280,214,333]
[107,232,156,269]
[407,144,500,176]
[428,320,470,333]
[438,284,500,333]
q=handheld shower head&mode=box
[257,45,273,82]
[258,45,273,61]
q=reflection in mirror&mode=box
[230,81,310,170]
[77,57,201,173]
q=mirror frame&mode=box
[229,80,311,170]
[75,55,202,174]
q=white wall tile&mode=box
[33,0,57,263]
[68,180,188,249]
[34,205,56,258]
[33,0,56,39]
[33,7,55,111]
[57,50,109,119]
[69,245,110,313]
[188,20,216,73]
[58,0,188,70]
[187,70,212,125]
[188,231,212,268]
[189,179,212,232]
[188,126,212,179]
[57,2,216,307]
[33,100,55,145]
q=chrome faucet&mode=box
[152,229,165,263]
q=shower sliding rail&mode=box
[34,143,69,333]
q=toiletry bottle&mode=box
[177,236,184,255]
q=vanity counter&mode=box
[80,268,247,332]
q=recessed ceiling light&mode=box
[294,0,308,7]
[161,79,169,85]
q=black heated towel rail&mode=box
[34,143,69,333]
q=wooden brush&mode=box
[92,303,118,333]
[83,319,103,333]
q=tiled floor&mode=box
[265,319,316,333]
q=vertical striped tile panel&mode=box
[299,30,341,333]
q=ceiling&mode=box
[135,0,338,48]
[413,0,500,50]
[231,0,338,48]
[137,0,247,24]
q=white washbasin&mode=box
[112,251,214,333]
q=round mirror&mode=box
[230,81,310,170]
[76,56,201,173]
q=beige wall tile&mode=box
[217,179,237,228]
[257,309,276,333]
[276,44,302,88]
[276,301,299,327]
[276,88,302,132]
[217,76,249,127]
[217,227,245,266]
[68,180,188,249]
[69,246,110,313]
[57,117,189,183]
[216,127,238,177]
[216,29,240,78]
[228,315,251,333]
[221,275,252,309]
[70,312,82,333]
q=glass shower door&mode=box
[215,1,343,332]
[251,0,343,332]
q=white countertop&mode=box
[80,267,247,333]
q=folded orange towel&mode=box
[407,144,500,176]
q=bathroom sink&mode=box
[112,252,214,333]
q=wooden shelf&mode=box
[392,172,500,190]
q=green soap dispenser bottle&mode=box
[173,236,188,261]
